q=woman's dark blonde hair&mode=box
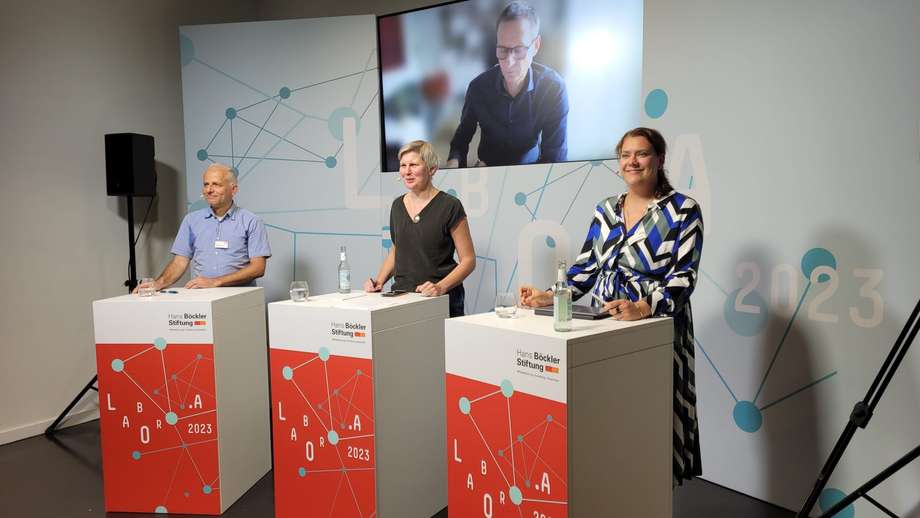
[397,140,439,172]
[615,127,674,198]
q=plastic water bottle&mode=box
[338,246,351,294]
[553,261,572,332]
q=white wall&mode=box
[0,0,258,444]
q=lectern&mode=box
[268,291,449,518]
[93,287,269,514]
[445,310,674,518]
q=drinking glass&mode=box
[495,292,517,318]
[138,277,156,297]
[290,281,309,302]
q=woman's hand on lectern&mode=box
[603,299,652,321]
[519,285,552,307]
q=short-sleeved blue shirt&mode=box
[170,204,271,284]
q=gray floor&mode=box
[0,420,794,517]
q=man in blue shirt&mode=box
[137,163,271,290]
[447,1,568,168]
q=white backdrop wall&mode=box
[643,1,920,516]
[179,1,920,516]
[0,0,258,445]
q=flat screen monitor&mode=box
[377,0,644,172]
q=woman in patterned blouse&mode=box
[520,127,704,486]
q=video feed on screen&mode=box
[378,0,643,171]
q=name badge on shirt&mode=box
[214,240,229,249]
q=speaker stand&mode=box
[45,195,138,437]
[125,195,138,292]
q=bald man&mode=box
[137,163,271,291]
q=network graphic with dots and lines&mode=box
[96,339,220,514]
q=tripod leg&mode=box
[798,298,920,517]
[44,375,98,437]
[796,420,860,517]
[818,444,920,518]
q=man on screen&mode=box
[446,1,568,168]
[135,163,271,291]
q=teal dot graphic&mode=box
[131,450,141,460]
[225,107,237,119]
[459,397,471,415]
[282,366,294,381]
[153,337,168,351]
[818,488,854,518]
[524,479,531,488]
[801,248,837,283]
[447,189,458,198]
[382,238,392,249]
[179,34,194,67]
[196,149,208,161]
[328,430,339,445]
[171,373,177,381]
[356,369,363,376]
[645,89,669,118]
[325,156,337,168]
[328,107,360,141]
[500,379,514,398]
[546,414,553,422]
[279,86,291,99]
[111,359,124,372]
[724,288,768,336]
[155,506,168,513]
[545,236,556,248]
[517,434,524,443]
[298,467,306,477]
[509,485,523,505]
[733,401,763,433]
[497,449,504,457]
[165,412,178,426]
[318,347,330,362]
[514,192,527,206]
[202,485,212,495]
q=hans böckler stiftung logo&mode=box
[168,312,208,331]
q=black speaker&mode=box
[105,133,156,197]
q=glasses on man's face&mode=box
[496,37,537,60]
